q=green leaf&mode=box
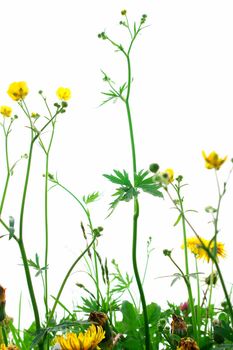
[121,301,140,332]
[82,192,100,204]
[146,303,161,325]
[103,169,132,186]
[173,214,182,226]
[135,169,163,198]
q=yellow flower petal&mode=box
[202,150,227,170]
[55,324,105,350]
[0,105,12,117]
[182,236,226,263]
[7,81,29,101]
[56,87,71,101]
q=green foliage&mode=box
[83,192,100,204]
[103,169,162,214]
[27,253,48,277]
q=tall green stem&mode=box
[167,189,233,326]
[0,121,13,215]
[47,235,97,325]
[176,187,198,340]
[18,108,42,349]
[125,52,150,349]
[54,181,101,305]
[44,121,56,322]
[195,258,201,344]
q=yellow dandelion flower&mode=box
[0,106,12,118]
[56,87,71,101]
[182,236,226,262]
[55,324,105,350]
[0,345,20,350]
[7,82,29,101]
[202,151,227,170]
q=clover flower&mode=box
[0,106,12,118]
[55,324,105,350]
[56,87,71,101]
[7,82,29,101]
[202,151,227,170]
[182,236,226,262]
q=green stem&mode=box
[44,154,49,321]
[125,53,150,349]
[47,235,97,325]
[205,263,214,334]
[195,258,201,344]
[44,123,56,322]
[0,121,13,215]
[54,181,101,308]
[176,187,198,341]
[167,190,233,326]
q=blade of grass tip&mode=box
[18,292,22,338]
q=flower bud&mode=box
[149,163,159,173]
[171,314,187,337]
[180,301,189,312]
[89,312,112,344]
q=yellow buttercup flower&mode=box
[7,82,29,101]
[55,324,105,350]
[0,105,12,117]
[161,168,174,184]
[182,236,226,262]
[56,87,71,101]
[202,151,227,170]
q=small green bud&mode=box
[205,206,217,213]
[93,226,103,237]
[61,101,68,108]
[176,175,183,183]
[98,32,107,40]
[38,90,43,94]
[54,103,60,108]
[149,163,159,173]
[163,249,172,257]
[121,9,127,16]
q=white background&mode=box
[0,0,233,329]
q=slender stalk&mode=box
[53,180,101,308]
[47,235,97,325]
[0,121,13,215]
[17,102,43,350]
[17,101,61,350]
[176,186,197,340]
[195,258,201,344]
[166,189,233,326]
[43,122,56,322]
[125,51,150,349]
[205,263,214,334]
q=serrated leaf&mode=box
[135,169,163,198]
[83,192,100,204]
[103,169,132,187]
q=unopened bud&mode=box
[149,163,159,173]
